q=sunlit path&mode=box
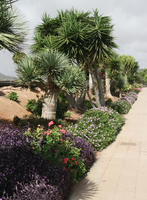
[69,88,147,200]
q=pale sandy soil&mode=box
[0,86,43,121]
[0,86,82,122]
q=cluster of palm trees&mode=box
[0,1,139,120]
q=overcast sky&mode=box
[0,0,147,77]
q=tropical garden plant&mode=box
[8,91,18,102]
[32,9,117,108]
[16,49,86,119]
[67,107,125,150]
[0,0,25,52]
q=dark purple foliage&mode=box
[0,122,70,200]
[62,132,96,171]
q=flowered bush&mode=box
[0,122,70,200]
[24,122,87,183]
[62,132,96,171]
[67,107,125,151]
[121,92,138,105]
[111,99,131,114]
[134,87,142,93]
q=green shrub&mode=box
[13,116,21,126]
[13,115,49,128]
[56,93,68,119]
[67,107,125,151]
[84,100,93,110]
[24,122,86,183]
[26,98,42,116]
[8,92,19,102]
[64,111,71,118]
[105,98,113,107]
[111,99,131,114]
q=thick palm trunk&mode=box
[105,70,113,98]
[93,63,105,106]
[67,70,89,111]
[41,92,58,120]
[90,66,101,107]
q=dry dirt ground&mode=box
[0,86,82,122]
[0,86,43,122]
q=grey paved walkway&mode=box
[69,88,147,200]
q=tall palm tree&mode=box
[32,9,117,108]
[86,10,117,106]
[16,50,86,119]
[0,0,25,53]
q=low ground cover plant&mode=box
[67,107,125,151]
[7,92,19,102]
[134,87,142,93]
[111,99,131,114]
[0,122,70,200]
[121,92,137,105]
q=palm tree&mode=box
[16,50,86,119]
[109,55,126,97]
[86,10,117,106]
[119,55,139,85]
[32,9,117,108]
[0,0,25,53]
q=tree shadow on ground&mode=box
[69,178,98,200]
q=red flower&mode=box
[75,161,78,165]
[45,129,51,136]
[64,158,68,164]
[58,125,62,128]
[59,129,66,134]
[60,139,64,142]
[72,158,75,161]
[48,121,54,127]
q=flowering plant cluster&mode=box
[121,92,138,105]
[112,91,138,114]
[0,122,70,200]
[111,99,131,114]
[134,87,142,93]
[24,121,87,183]
[67,107,125,151]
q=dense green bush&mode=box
[67,107,125,151]
[26,98,42,116]
[111,99,131,114]
[105,98,113,107]
[84,100,93,110]
[8,92,19,102]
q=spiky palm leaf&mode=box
[16,50,86,94]
[16,56,41,86]
[0,0,25,52]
